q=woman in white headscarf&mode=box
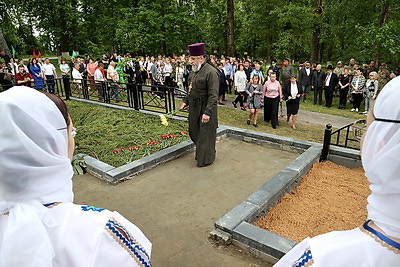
[274,77,400,266]
[0,86,152,267]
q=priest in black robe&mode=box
[181,43,219,167]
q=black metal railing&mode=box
[1,76,188,116]
[320,122,361,161]
[65,78,187,115]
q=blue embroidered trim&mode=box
[363,220,400,250]
[292,248,313,267]
[81,205,105,212]
[44,202,58,207]
[106,219,151,267]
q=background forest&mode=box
[1,0,399,66]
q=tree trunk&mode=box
[311,0,322,63]
[226,0,235,57]
[0,28,11,56]
[375,0,389,63]
[71,0,79,52]
[59,4,69,54]
[266,31,271,61]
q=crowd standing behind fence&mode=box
[1,49,399,120]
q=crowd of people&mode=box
[1,48,400,128]
[211,56,400,129]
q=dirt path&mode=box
[224,97,354,129]
[73,138,299,266]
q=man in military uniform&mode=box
[181,43,219,167]
[280,58,294,86]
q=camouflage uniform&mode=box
[378,67,390,89]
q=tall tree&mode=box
[226,0,234,56]
[375,0,390,62]
[311,0,322,63]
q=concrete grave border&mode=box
[76,111,361,263]
[212,135,361,264]
[78,125,317,184]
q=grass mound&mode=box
[67,101,189,167]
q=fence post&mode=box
[320,123,332,162]
[64,76,70,100]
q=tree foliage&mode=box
[1,0,400,67]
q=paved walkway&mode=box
[73,139,300,266]
[225,97,354,129]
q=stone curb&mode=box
[214,144,321,235]
[232,222,296,260]
[328,146,362,168]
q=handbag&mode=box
[4,72,12,82]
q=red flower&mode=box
[179,131,187,136]
[120,147,125,152]
[112,150,119,155]
[146,141,158,146]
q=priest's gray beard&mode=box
[191,63,202,72]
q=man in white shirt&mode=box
[17,59,29,73]
[298,61,312,103]
[41,58,58,94]
[94,62,105,101]
[323,65,339,108]
[72,63,82,91]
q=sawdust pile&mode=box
[253,161,370,242]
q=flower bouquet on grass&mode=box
[111,131,188,164]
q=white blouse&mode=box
[234,71,247,92]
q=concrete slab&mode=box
[72,138,299,266]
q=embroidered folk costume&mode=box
[0,86,151,267]
[275,77,400,266]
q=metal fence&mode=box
[320,121,361,161]
[2,76,188,116]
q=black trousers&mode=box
[62,75,70,100]
[352,93,363,109]
[233,92,245,107]
[226,75,232,93]
[314,86,323,105]
[339,88,348,107]
[45,75,55,94]
[324,87,334,107]
[264,96,280,128]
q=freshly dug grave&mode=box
[253,161,370,242]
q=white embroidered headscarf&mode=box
[362,76,400,238]
[0,86,74,266]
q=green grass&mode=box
[218,105,325,144]
[67,101,189,167]
[226,90,366,120]
[68,91,362,167]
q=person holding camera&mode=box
[364,71,379,115]
[14,64,34,87]
[0,62,14,91]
